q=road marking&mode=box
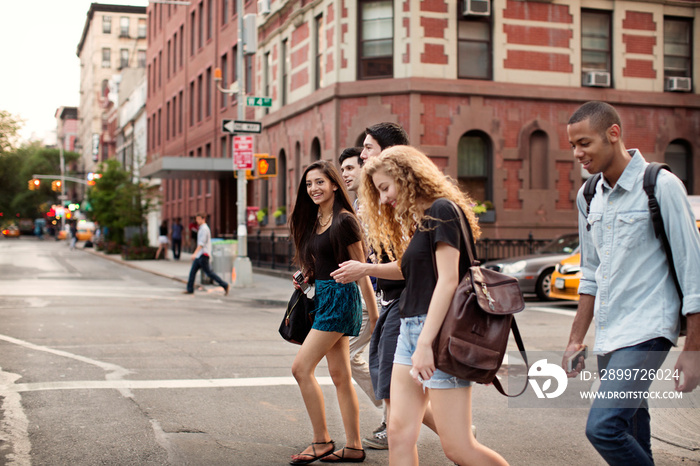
[527,306,577,317]
[4,376,334,393]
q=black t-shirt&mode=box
[376,250,405,301]
[159,225,167,236]
[312,213,363,280]
[399,198,473,318]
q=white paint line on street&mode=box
[527,306,577,317]
[0,368,31,466]
[3,377,334,393]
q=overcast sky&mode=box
[0,1,148,145]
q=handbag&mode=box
[431,201,529,396]
[279,288,315,344]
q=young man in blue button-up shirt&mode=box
[563,101,700,465]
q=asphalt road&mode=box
[0,237,697,465]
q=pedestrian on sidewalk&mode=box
[171,217,183,260]
[563,101,700,466]
[183,213,229,296]
[339,147,384,409]
[155,220,169,260]
[359,146,507,466]
[288,160,378,464]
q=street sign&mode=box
[233,136,254,170]
[222,119,262,134]
[246,96,272,107]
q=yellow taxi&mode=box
[550,252,581,301]
[2,225,21,238]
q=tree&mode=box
[0,142,79,221]
[87,159,154,245]
[0,110,24,154]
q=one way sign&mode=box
[222,119,262,134]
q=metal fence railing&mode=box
[247,231,551,271]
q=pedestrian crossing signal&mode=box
[256,155,277,178]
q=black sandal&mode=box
[320,447,366,463]
[290,440,335,465]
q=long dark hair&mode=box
[290,160,360,281]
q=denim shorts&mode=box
[393,314,472,390]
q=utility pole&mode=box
[232,0,253,286]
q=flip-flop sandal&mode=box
[290,440,335,465]
[319,447,366,463]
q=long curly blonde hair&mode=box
[359,145,481,265]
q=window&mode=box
[197,74,203,121]
[665,140,693,193]
[222,0,229,25]
[264,51,270,115]
[281,39,288,105]
[157,109,162,146]
[664,18,692,79]
[167,40,171,78]
[120,17,130,37]
[457,132,491,203]
[581,10,612,74]
[359,0,393,79]
[172,32,177,71]
[102,48,111,68]
[103,15,112,34]
[172,96,177,137]
[178,90,184,133]
[221,136,227,160]
[189,81,195,126]
[138,18,147,38]
[311,138,321,162]
[207,0,213,40]
[198,2,204,48]
[166,101,171,140]
[529,131,549,189]
[278,148,287,209]
[458,19,492,80]
[205,143,211,158]
[158,51,162,87]
[221,53,228,107]
[206,67,212,117]
[190,11,196,55]
[179,25,184,66]
[120,49,129,69]
[138,50,146,68]
[315,14,324,90]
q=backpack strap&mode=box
[643,163,684,316]
[583,174,601,231]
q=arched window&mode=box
[665,139,693,194]
[457,131,491,202]
[529,130,549,189]
[311,137,321,162]
[294,141,301,196]
[278,148,287,209]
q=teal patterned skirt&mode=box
[311,280,362,336]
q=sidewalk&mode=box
[85,248,295,307]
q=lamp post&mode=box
[213,0,253,287]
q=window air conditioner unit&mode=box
[257,0,270,15]
[582,71,611,88]
[664,77,691,92]
[463,0,491,16]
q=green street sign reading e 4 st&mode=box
[246,96,272,107]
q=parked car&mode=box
[2,225,21,238]
[550,252,582,301]
[482,233,579,300]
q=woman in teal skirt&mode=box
[289,160,378,464]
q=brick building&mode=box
[77,3,148,176]
[142,0,700,240]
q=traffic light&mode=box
[51,180,62,192]
[255,155,277,178]
[29,179,40,190]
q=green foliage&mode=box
[257,207,268,223]
[0,110,23,154]
[87,159,154,245]
[0,142,80,219]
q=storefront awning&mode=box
[140,156,236,179]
